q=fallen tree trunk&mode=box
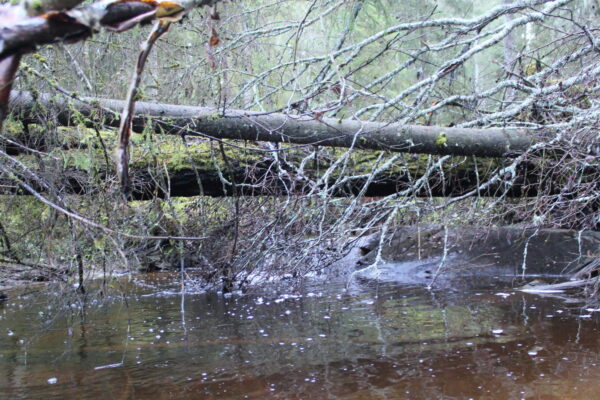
[0,163,537,199]
[9,91,538,158]
[0,146,541,199]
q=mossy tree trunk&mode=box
[10,91,537,158]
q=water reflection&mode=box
[1,274,600,399]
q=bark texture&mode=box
[0,156,541,199]
[0,0,224,58]
[9,91,538,158]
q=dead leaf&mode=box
[155,0,184,19]
[330,83,342,96]
[209,27,219,47]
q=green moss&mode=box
[204,113,224,122]
[133,91,144,102]
[6,123,498,197]
[32,53,47,64]
[2,117,24,136]
[435,132,447,148]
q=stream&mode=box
[1,272,600,399]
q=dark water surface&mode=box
[1,273,600,399]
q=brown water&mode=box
[1,274,600,399]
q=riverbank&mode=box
[1,225,598,300]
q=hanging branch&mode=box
[0,0,224,58]
[116,20,172,195]
[0,0,223,193]
[0,0,224,130]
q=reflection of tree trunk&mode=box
[9,91,536,159]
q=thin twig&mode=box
[116,20,172,195]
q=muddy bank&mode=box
[337,226,600,287]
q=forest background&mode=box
[0,0,598,293]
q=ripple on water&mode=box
[0,275,599,399]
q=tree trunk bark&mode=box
[9,90,538,159]
[0,0,225,59]
[0,150,541,199]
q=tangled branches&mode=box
[1,0,599,290]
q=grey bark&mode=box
[9,91,538,159]
[4,90,547,199]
